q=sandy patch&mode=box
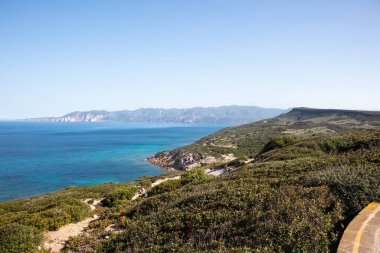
[151,176,181,187]
[206,168,226,176]
[245,158,255,164]
[222,153,236,162]
[132,187,147,200]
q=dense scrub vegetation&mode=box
[0,183,124,231]
[148,169,208,197]
[147,179,183,197]
[180,107,380,159]
[0,223,42,253]
[102,186,137,207]
[63,130,380,253]
[0,181,153,252]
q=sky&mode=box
[0,0,379,119]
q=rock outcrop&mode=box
[147,149,235,171]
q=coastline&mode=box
[146,149,237,172]
[146,156,177,172]
[0,122,224,202]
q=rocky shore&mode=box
[146,156,178,171]
[147,149,210,171]
[147,148,236,171]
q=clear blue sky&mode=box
[0,0,379,119]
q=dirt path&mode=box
[42,177,183,252]
[42,199,102,253]
[151,175,181,187]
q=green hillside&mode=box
[65,129,380,253]
[184,107,380,157]
[1,108,380,252]
[149,108,380,170]
[0,176,173,253]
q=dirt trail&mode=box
[42,199,102,253]
[151,176,181,187]
[42,177,181,252]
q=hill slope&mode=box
[149,107,380,170]
[38,129,380,253]
[28,106,287,125]
[1,108,380,253]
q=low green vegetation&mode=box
[180,108,380,159]
[147,179,183,197]
[148,169,208,197]
[0,223,42,253]
[179,167,208,184]
[0,183,125,231]
[102,186,137,207]
[62,129,380,253]
[0,181,155,253]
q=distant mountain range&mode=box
[28,106,288,125]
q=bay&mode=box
[0,121,224,201]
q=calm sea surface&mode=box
[0,121,225,201]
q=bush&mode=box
[304,164,380,218]
[0,223,42,253]
[320,136,348,154]
[319,130,380,154]
[260,135,300,153]
[180,168,207,184]
[148,179,183,197]
[227,159,246,167]
[102,186,137,207]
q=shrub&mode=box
[304,164,380,218]
[320,136,348,154]
[260,135,300,153]
[319,130,380,154]
[148,179,183,197]
[180,168,207,185]
[63,234,102,253]
[102,186,137,207]
[227,159,246,167]
[0,223,42,253]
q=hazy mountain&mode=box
[28,106,288,125]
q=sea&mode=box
[0,121,225,201]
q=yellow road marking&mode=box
[352,202,380,253]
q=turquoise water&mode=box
[0,122,224,201]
